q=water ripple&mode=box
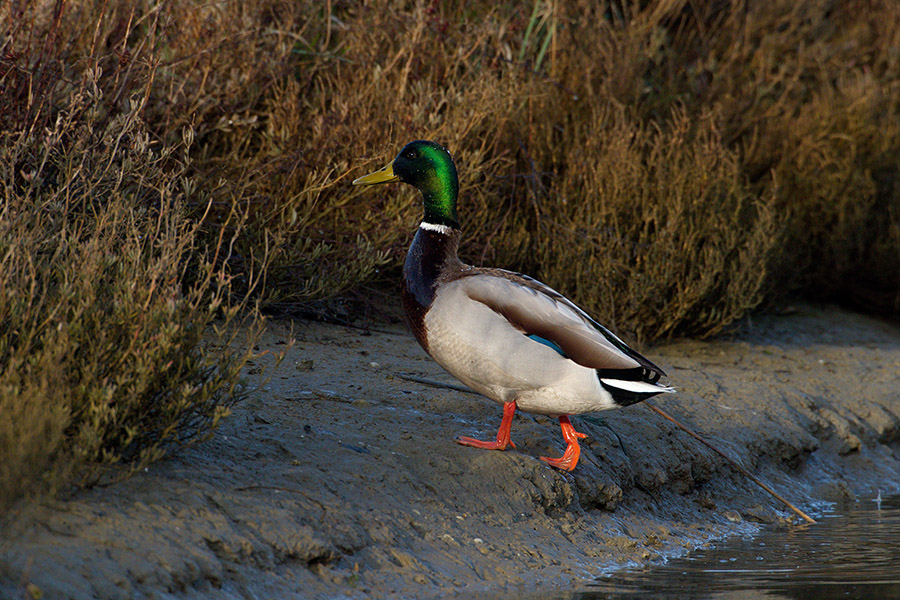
[580,495,900,599]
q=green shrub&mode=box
[0,66,260,511]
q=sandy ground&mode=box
[2,305,900,599]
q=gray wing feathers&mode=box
[457,273,643,372]
[508,272,666,378]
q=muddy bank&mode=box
[2,305,900,599]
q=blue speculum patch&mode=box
[527,334,567,357]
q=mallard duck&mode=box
[353,140,674,471]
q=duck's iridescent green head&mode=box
[353,140,459,229]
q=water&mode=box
[580,494,900,600]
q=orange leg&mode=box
[456,401,517,450]
[540,415,588,471]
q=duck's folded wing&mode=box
[457,270,666,380]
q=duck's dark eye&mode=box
[405,150,416,159]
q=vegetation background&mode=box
[1,0,898,510]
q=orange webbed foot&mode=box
[539,447,580,471]
[455,401,517,451]
[540,415,586,471]
[456,435,516,450]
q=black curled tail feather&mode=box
[596,365,671,407]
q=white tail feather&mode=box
[600,378,676,394]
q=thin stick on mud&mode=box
[393,371,816,524]
[645,402,817,525]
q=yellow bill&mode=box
[352,160,399,185]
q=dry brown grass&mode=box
[6,2,900,321]
[160,0,895,326]
[3,0,900,507]
[531,106,778,342]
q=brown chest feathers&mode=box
[401,226,463,351]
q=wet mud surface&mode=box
[2,305,900,599]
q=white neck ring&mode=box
[419,222,453,235]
